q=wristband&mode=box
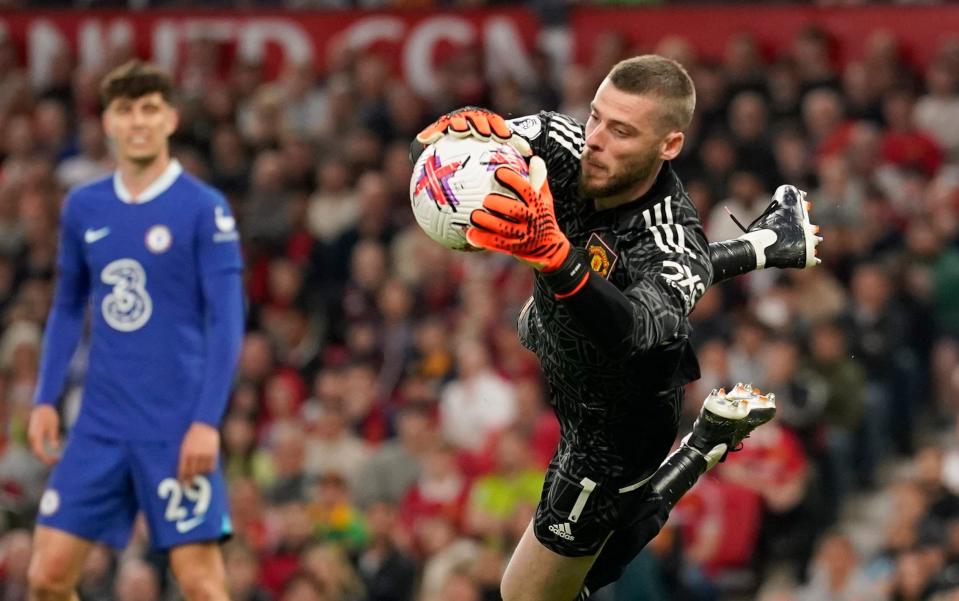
[541,250,590,299]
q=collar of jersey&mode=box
[587,161,676,216]
[630,161,676,209]
[113,159,183,204]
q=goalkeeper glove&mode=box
[468,157,589,297]
[416,107,532,157]
[466,156,577,271]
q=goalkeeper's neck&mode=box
[592,161,664,211]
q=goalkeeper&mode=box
[413,54,820,601]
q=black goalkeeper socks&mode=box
[649,444,711,511]
[708,239,759,284]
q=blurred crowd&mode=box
[1,13,959,601]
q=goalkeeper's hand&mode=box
[467,156,571,272]
[416,107,532,157]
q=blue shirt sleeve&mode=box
[35,193,89,406]
[193,194,244,426]
[194,270,244,426]
[196,193,243,275]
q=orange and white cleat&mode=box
[684,383,777,468]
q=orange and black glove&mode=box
[467,157,590,297]
[416,107,532,157]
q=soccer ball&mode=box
[409,135,529,251]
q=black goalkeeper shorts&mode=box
[532,458,662,558]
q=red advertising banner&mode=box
[571,5,959,69]
[0,9,542,97]
[2,6,957,97]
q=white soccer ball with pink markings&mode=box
[409,135,528,251]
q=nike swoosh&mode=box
[175,515,206,533]
[84,227,110,244]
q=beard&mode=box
[118,141,162,168]
[577,147,661,201]
[129,153,160,167]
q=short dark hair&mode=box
[607,55,696,133]
[100,60,174,108]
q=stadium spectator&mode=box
[264,421,311,503]
[307,473,369,551]
[915,58,959,160]
[76,544,113,601]
[113,559,161,601]
[795,532,878,601]
[463,427,543,540]
[400,441,470,533]
[300,542,365,601]
[223,542,273,601]
[355,501,416,601]
[353,403,433,508]
[55,118,113,190]
[0,530,31,601]
[806,319,865,515]
[439,338,517,452]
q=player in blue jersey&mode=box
[25,61,244,601]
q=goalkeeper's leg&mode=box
[577,385,777,598]
[575,493,669,601]
[501,444,662,601]
[710,185,821,283]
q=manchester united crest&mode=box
[586,232,618,279]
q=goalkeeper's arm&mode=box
[468,158,711,360]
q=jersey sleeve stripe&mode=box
[655,203,678,253]
[548,121,584,146]
[549,117,585,143]
[548,130,583,158]
[549,128,585,151]
[665,196,698,259]
[676,224,688,258]
[655,203,680,254]
[550,113,585,136]
[661,197,683,256]
[643,207,671,254]
[643,197,698,259]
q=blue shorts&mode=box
[37,431,232,551]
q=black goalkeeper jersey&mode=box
[509,111,713,485]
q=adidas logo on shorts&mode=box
[549,522,575,541]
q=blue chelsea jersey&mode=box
[54,161,243,440]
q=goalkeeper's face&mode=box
[103,92,178,166]
[580,79,683,202]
